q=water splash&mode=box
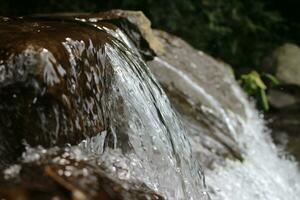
[60,35,210,199]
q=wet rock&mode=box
[147,30,247,167]
[0,147,163,200]
[34,10,164,59]
[0,17,115,166]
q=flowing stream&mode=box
[2,18,300,200]
[96,25,300,199]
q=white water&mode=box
[206,101,300,200]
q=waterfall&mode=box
[76,25,300,199]
[1,16,299,200]
[58,32,210,199]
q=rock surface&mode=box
[266,103,300,162]
[0,147,163,200]
[264,43,300,86]
[263,43,300,162]
[34,9,164,59]
[0,17,116,166]
[267,88,298,109]
[147,30,247,167]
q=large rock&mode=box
[0,17,114,166]
[264,43,300,86]
[0,16,167,198]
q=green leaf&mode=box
[239,70,271,110]
[264,73,280,85]
[260,89,269,111]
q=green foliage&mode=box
[239,71,279,110]
[197,0,287,70]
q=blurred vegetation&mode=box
[239,71,279,110]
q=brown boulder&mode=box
[0,17,115,166]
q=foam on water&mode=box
[205,95,300,200]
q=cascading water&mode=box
[0,13,300,200]
[0,17,210,199]
[62,22,300,199]
[70,37,210,199]
[150,49,300,200]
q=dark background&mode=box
[0,0,299,74]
